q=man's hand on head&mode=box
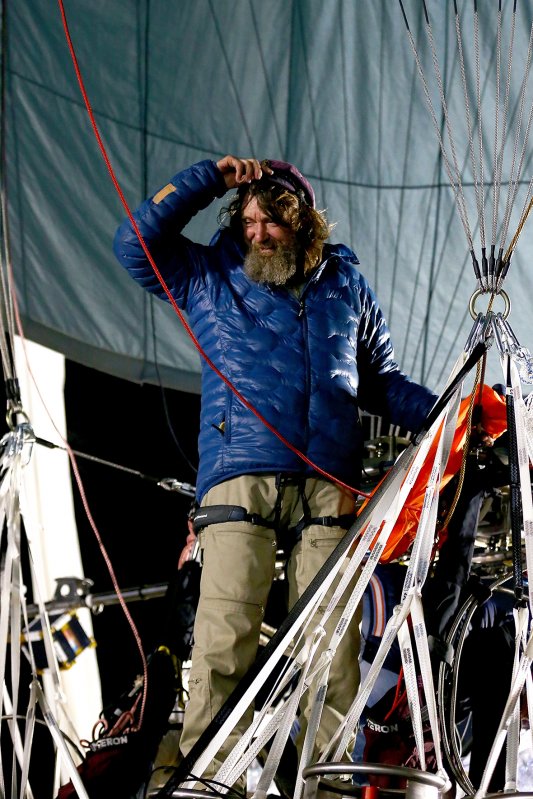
[216,155,273,190]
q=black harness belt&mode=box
[192,504,275,533]
[192,504,355,550]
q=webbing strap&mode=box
[177,451,417,791]
[313,409,445,768]
[0,426,86,799]
[192,503,354,553]
[34,680,91,799]
[322,351,467,769]
[475,353,533,796]
[504,606,527,791]
[192,504,275,533]
[475,631,533,799]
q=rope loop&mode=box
[469,287,510,320]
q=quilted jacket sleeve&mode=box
[112,160,228,308]
[356,276,437,434]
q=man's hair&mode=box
[220,183,333,274]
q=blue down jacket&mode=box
[113,160,437,501]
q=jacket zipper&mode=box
[293,256,335,452]
[298,295,311,450]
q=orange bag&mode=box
[365,385,507,563]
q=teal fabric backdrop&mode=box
[5,1,533,394]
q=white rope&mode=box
[473,8,487,252]
[454,7,482,256]
[499,19,533,253]
[491,5,503,261]
[402,16,474,250]
[493,3,517,255]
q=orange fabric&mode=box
[364,385,507,563]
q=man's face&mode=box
[241,196,293,253]
[241,196,299,286]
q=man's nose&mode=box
[253,222,268,242]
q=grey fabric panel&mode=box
[5,1,533,393]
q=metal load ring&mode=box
[5,405,30,431]
[302,762,450,797]
[469,288,511,320]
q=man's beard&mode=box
[244,242,299,286]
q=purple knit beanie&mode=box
[260,159,315,208]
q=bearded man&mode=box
[113,155,436,789]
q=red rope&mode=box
[56,0,370,500]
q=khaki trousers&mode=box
[179,474,361,778]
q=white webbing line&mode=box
[473,353,533,797]
[19,474,86,755]
[213,441,426,792]
[0,433,26,797]
[221,604,378,794]
[33,680,90,799]
[0,427,84,799]
[399,389,462,778]
[211,412,445,793]
[499,19,533,255]
[525,660,533,773]
[474,630,533,799]
[380,388,460,779]
[215,617,330,788]
[211,538,373,790]
[9,508,24,797]
[262,438,429,799]
[504,605,528,791]
[2,684,35,799]
[251,629,326,799]
[219,698,292,790]
[24,549,84,770]
[403,11,474,250]
[507,357,533,611]
[411,592,445,773]
[198,341,481,790]
[403,378,461,601]
[323,415,458,761]
[503,351,533,791]
[299,410,448,773]
[398,600,425,760]
[181,535,349,786]
[322,375,464,774]
[322,346,472,766]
